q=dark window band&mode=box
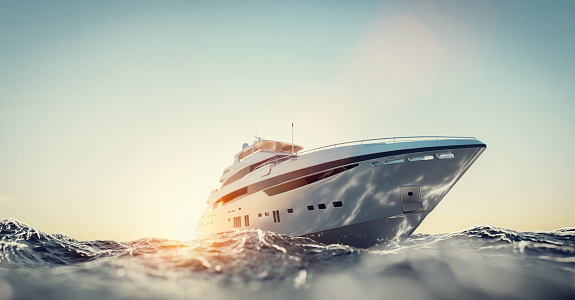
[211,187,247,209]
[223,155,288,187]
[264,164,358,196]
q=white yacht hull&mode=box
[197,139,485,248]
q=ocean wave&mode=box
[1,218,574,300]
[0,218,126,268]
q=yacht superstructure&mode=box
[196,136,486,248]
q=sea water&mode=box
[0,218,573,300]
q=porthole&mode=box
[333,201,343,207]
[307,205,315,211]
[437,153,455,159]
[408,155,434,162]
[408,192,413,196]
[370,161,382,167]
[287,208,294,213]
[384,158,404,165]
[318,204,326,209]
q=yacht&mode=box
[196,136,486,248]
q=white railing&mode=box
[253,136,476,170]
[298,136,476,155]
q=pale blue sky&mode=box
[1,0,574,241]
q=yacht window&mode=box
[265,212,270,216]
[370,161,382,167]
[408,155,434,162]
[318,204,326,209]
[264,164,359,197]
[384,158,404,165]
[258,213,262,217]
[223,155,288,187]
[287,208,294,213]
[333,201,343,207]
[436,152,455,159]
[307,205,315,211]
[213,187,248,208]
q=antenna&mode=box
[254,130,259,143]
[291,123,294,154]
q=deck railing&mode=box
[298,136,476,155]
[253,136,476,171]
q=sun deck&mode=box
[238,140,304,161]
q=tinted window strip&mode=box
[222,155,288,187]
[213,187,247,209]
[264,164,359,196]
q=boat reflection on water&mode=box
[196,136,486,248]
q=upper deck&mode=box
[218,140,304,186]
[237,140,304,162]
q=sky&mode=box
[1,0,574,241]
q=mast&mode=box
[291,123,294,154]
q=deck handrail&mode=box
[298,136,476,155]
[253,136,476,171]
